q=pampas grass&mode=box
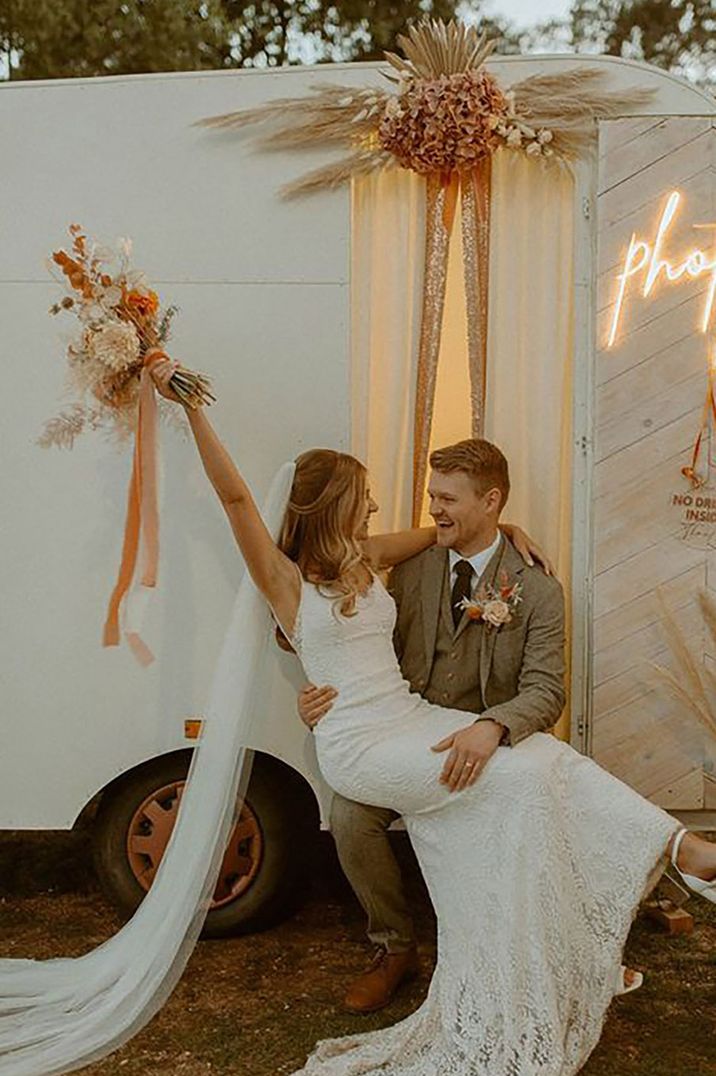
[281,148,396,198]
[195,85,390,145]
[512,68,657,159]
[650,587,716,744]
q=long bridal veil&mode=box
[0,461,297,1076]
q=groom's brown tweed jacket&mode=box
[386,535,566,746]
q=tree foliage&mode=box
[524,0,715,87]
[0,0,711,84]
[0,0,495,78]
[0,0,234,79]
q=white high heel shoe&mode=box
[670,828,716,905]
[615,966,643,996]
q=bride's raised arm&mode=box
[365,523,554,574]
[149,355,300,631]
[364,528,437,570]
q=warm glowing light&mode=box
[607,190,716,348]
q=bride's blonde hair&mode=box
[279,448,371,617]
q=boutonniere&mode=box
[457,570,523,631]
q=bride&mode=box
[148,354,715,1076]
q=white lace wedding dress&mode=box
[284,572,682,1076]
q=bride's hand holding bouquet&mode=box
[145,353,186,406]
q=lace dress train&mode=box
[285,577,681,1076]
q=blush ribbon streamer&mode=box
[102,350,163,665]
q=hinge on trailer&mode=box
[582,197,591,220]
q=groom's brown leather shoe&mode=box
[343,946,420,1013]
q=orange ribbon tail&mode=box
[682,365,716,488]
[102,357,161,661]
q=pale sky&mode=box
[484,0,572,28]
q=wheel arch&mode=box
[71,747,327,832]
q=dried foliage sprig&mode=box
[36,403,103,451]
[40,226,215,449]
[197,17,656,196]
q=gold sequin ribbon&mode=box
[412,165,492,524]
[412,174,454,525]
[461,161,491,439]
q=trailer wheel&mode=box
[93,752,308,937]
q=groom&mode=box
[297,438,566,1013]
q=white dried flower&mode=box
[117,237,133,259]
[506,128,523,147]
[78,302,107,324]
[482,599,512,627]
[92,244,116,263]
[86,321,140,372]
[125,269,150,293]
[537,128,554,144]
[525,141,543,157]
[100,285,123,307]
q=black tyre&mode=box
[93,750,311,937]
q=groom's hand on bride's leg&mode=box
[298,683,338,729]
[432,721,504,792]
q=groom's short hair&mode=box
[430,439,510,509]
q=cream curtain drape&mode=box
[350,170,426,531]
[351,154,574,738]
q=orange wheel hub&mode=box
[126,781,263,908]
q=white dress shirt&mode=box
[448,531,503,595]
[448,530,508,742]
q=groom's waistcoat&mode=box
[422,559,484,714]
[387,537,567,746]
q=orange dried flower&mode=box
[52,250,93,298]
[126,290,159,317]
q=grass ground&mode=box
[0,829,714,1075]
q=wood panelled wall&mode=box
[593,117,716,810]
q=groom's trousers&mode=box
[329,793,415,953]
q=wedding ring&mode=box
[464,762,474,769]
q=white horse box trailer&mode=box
[1,55,714,934]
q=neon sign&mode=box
[607,190,716,348]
